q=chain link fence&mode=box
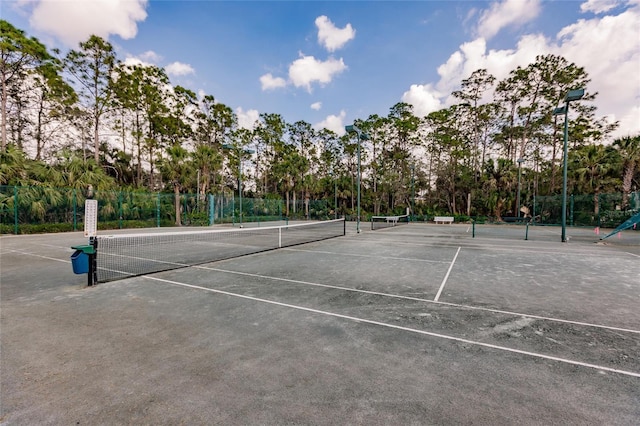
[0,185,331,234]
[533,191,640,227]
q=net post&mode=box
[278,227,282,248]
[88,237,98,286]
[472,219,475,238]
[525,221,529,240]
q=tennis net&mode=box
[371,214,410,230]
[95,218,345,283]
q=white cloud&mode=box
[553,5,640,137]
[138,50,162,63]
[314,110,346,134]
[236,107,260,130]
[311,102,322,111]
[165,62,195,77]
[26,0,148,47]
[476,0,541,40]
[315,15,355,52]
[405,2,640,138]
[289,54,347,92]
[580,0,619,14]
[122,51,162,67]
[401,84,445,118]
[260,73,287,91]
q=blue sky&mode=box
[3,0,639,138]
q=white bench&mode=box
[434,216,454,224]
[385,216,400,225]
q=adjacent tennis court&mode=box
[1,221,638,424]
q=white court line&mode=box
[9,248,639,335]
[144,275,640,379]
[283,248,449,264]
[434,247,461,302]
[4,249,70,264]
[359,237,629,257]
[192,264,640,335]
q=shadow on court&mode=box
[1,223,639,424]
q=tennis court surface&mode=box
[1,222,639,424]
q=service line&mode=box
[144,274,640,379]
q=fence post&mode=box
[209,194,214,226]
[183,193,187,226]
[118,191,123,229]
[570,194,574,227]
[13,186,18,235]
[73,188,77,231]
[156,193,160,227]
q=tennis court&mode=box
[1,221,638,424]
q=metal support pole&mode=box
[356,138,361,233]
[73,189,77,231]
[13,185,18,234]
[239,158,243,227]
[570,194,574,227]
[334,176,337,219]
[156,193,160,227]
[209,194,214,226]
[561,103,569,242]
[411,164,415,221]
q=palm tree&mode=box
[572,144,619,219]
[613,135,640,210]
[161,144,191,226]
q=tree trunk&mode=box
[285,190,290,216]
[622,165,634,209]
[1,69,7,150]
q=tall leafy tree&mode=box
[65,35,117,164]
[254,113,285,195]
[287,120,314,217]
[194,94,236,194]
[31,57,78,160]
[0,20,52,150]
[452,69,497,177]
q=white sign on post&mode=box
[84,199,98,238]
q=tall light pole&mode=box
[223,144,255,227]
[552,88,584,242]
[516,158,524,218]
[345,124,369,233]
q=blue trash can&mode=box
[71,250,89,274]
